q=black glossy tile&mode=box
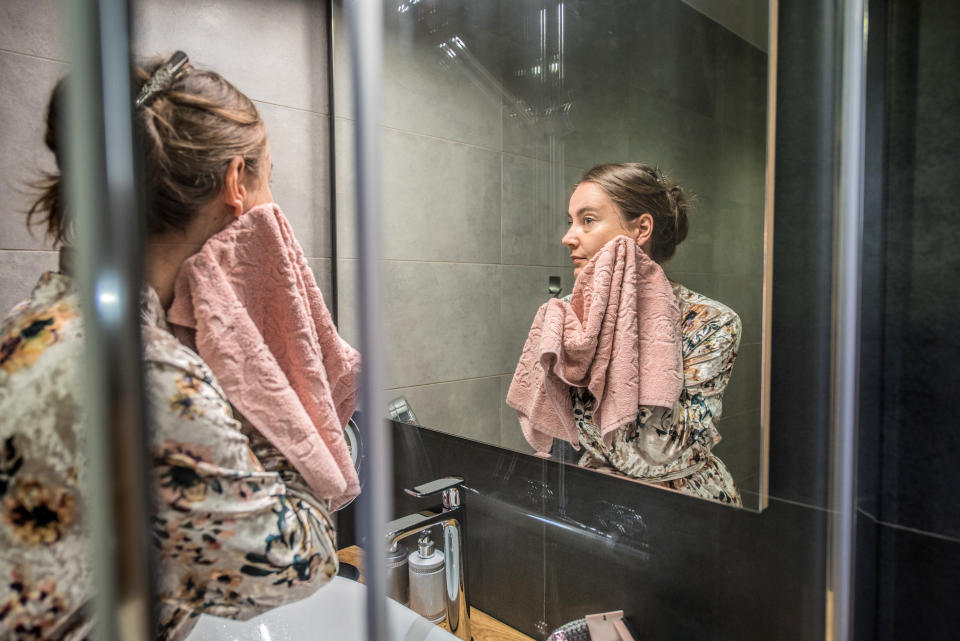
[878,390,960,539]
[854,513,879,641]
[466,492,547,637]
[854,0,888,523]
[875,525,960,641]
[543,468,722,639]
[874,0,960,540]
[860,213,885,518]
[390,422,831,641]
[766,0,838,510]
[714,498,828,641]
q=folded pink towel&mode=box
[506,235,683,455]
[167,203,361,509]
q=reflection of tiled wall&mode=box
[335,1,768,503]
[334,6,574,455]
[524,0,770,504]
[0,0,332,313]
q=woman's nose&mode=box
[562,227,577,249]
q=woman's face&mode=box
[562,181,638,277]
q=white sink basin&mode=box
[185,576,459,641]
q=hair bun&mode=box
[667,184,689,245]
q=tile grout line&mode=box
[762,494,831,513]
[333,114,555,162]
[0,47,68,65]
[337,256,752,277]
[387,372,514,390]
[337,257,576,269]
[857,506,960,543]
[874,517,960,545]
[252,98,328,117]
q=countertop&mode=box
[338,546,534,641]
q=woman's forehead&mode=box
[569,181,616,214]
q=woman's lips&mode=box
[571,256,586,264]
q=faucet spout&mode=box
[385,477,472,641]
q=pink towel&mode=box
[167,203,361,509]
[506,235,683,455]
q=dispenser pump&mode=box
[418,534,435,558]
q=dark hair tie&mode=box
[135,50,190,107]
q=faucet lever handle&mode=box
[405,476,465,499]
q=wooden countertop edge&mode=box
[338,546,535,641]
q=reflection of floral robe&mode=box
[570,283,743,506]
[0,273,338,641]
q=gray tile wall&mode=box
[0,0,333,314]
[544,2,769,504]
[0,0,67,312]
[335,1,768,504]
[335,7,538,454]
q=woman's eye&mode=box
[583,217,595,225]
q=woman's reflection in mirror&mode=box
[560,163,742,506]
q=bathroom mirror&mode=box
[333,0,775,511]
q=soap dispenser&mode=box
[385,540,409,605]
[407,532,446,623]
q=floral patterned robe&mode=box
[0,272,339,640]
[570,282,743,506]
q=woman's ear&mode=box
[632,212,654,247]
[222,156,247,218]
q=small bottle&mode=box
[408,533,446,623]
[385,540,409,605]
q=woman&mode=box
[561,163,742,506]
[0,55,340,640]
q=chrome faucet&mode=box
[385,476,472,641]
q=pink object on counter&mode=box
[506,235,683,455]
[585,610,626,641]
[167,203,361,509]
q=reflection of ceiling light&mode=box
[532,65,542,75]
[95,271,122,326]
[438,43,457,59]
[549,62,559,73]
[397,3,409,13]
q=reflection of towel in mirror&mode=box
[506,235,683,455]
[167,203,361,509]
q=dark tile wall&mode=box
[353,1,842,639]
[856,1,960,639]
[877,0,960,540]
[391,425,827,640]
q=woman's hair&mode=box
[578,162,691,263]
[27,57,267,246]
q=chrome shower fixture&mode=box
[388,396,420,426]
